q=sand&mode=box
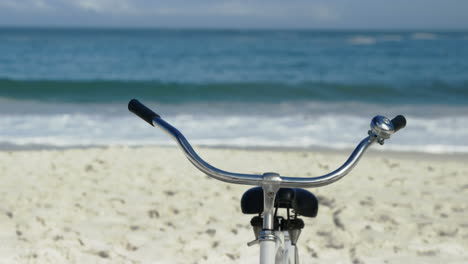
[0,146,467,263]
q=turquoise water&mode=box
[1,28,467,152]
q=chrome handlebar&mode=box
[152,115,394,188]
[129,99,406,189]
[154,118,264,186]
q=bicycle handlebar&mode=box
[128,99,160,126]
[128,99,406,188]
[391,115,407,132]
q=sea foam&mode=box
[2,109,467,154]
[348,36,377,45]
[411,32,438,40]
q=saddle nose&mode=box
[240,187,319,218]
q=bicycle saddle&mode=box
[241,187,319,218]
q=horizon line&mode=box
[1,25,468,32]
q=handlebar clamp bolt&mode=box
[377,138,385,145]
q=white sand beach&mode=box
[0,146,467,263]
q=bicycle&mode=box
[128,99,407,264]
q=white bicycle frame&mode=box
[260,231,296,264]
[128,99,406,264]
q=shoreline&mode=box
[2,142,468,162]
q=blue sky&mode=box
[0,0,467,29]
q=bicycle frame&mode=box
[257,230,294,263]
[128,99,406,264]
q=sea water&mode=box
[0,28,467,153]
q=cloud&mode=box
[185,1,339,21]
[69,0,137,14]
[0,0,338,21]
[0,0,51,11]
[1,0,467,29]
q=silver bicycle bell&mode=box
[369,115,395,145]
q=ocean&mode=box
[0,28,467,153]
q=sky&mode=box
[0,0,467,29]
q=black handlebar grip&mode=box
[391,115,407,132]
[128,99,160,126]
